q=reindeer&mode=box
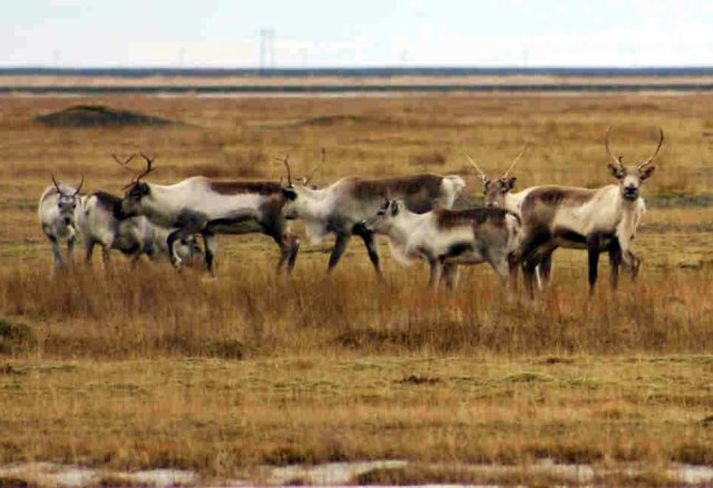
[510,127,662,297]
[37,175,84,269]
[364,199,520,289]
[279,155,466,277]
[78,189,202,266]
[466,145,555,286]
[118,154,299,275]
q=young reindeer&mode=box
[364,199,520,289]
[512,127,662,297]
[119,154,299,275]
[466,145,555,286]
[78,189,202,266]
[37,175,84,269]
[280,155,466,277]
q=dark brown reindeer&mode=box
[510,127,663,297]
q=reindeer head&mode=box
[364,198,404,234]
[278,150,325,218]
[466,145,527,209]
[605,127,663,201]
[51,174,83,226]
[115,153,155,217]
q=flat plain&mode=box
[1,91,713,485]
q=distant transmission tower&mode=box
[260,28,275,69]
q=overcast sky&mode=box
[3,0,712,68]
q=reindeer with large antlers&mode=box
[279,152,467,276]
[75,154,202,266]
[118,154,299,275]
[37,174,84,269]
[509,127,663,297]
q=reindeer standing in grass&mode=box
[279,154,466,277]
[118,154,299,275]
[509,128,662,297]
[365,198,520,289]
[466,145,556,288]
[38,175,84,269]
[78,189,202,266]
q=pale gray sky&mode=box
[3,0,712,67]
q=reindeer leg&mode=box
[442,262,460,290]
[515,232,551,299]
[327,233,351,272]
[353,223,382,280]
[202,231,218,276]
[508,251,520,293]
[586,234,601,295]
[285,233,300,273]
[167,229,185,271]
[101,245,111,266]
[427,256,443,290]
[539,252,553,286]
[48,234,63,268]
[266,226,290,274]
[84,239,95,265]
[66,232,76,268]
[608,238,622,290]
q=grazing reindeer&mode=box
[512,127,662,297]
[364,199,520,289]
[38,175,84,269]
[466,145,555,286]
[78,190,202,265]
[280,156,466,277]
[118,154,299,275]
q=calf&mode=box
[78,191,202,265]
[37,175,83,269]
[364,199,520,289]
[280,157,466,277]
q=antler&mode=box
[501,143,529,179]
[304,148,325,185]
[638,127,664,170]
[605,126,625,169]
[136,153,156,182]
[50,173,63,195]
[111,153,137,170]
[73,175,84,196]
[274,154,292,187]
[464,153,488,183]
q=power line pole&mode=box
[260,28,275,69]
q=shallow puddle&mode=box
[1,459,712,486]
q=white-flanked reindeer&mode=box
[37,175,84,269]
[466,145,556,286]
[118,154,299,275]
[364,199,520,289]
[279,156,466,277]
[510,127,662,297]
[78,189,202,265]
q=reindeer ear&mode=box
[608,163,624,179]
[390,200,400,216]
[504,177,517,191]
[282,188,297,200]
[639,165,656,181]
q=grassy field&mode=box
[1,92,713,485]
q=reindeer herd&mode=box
[38,127,664,298]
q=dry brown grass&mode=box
[1,92,712,484]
